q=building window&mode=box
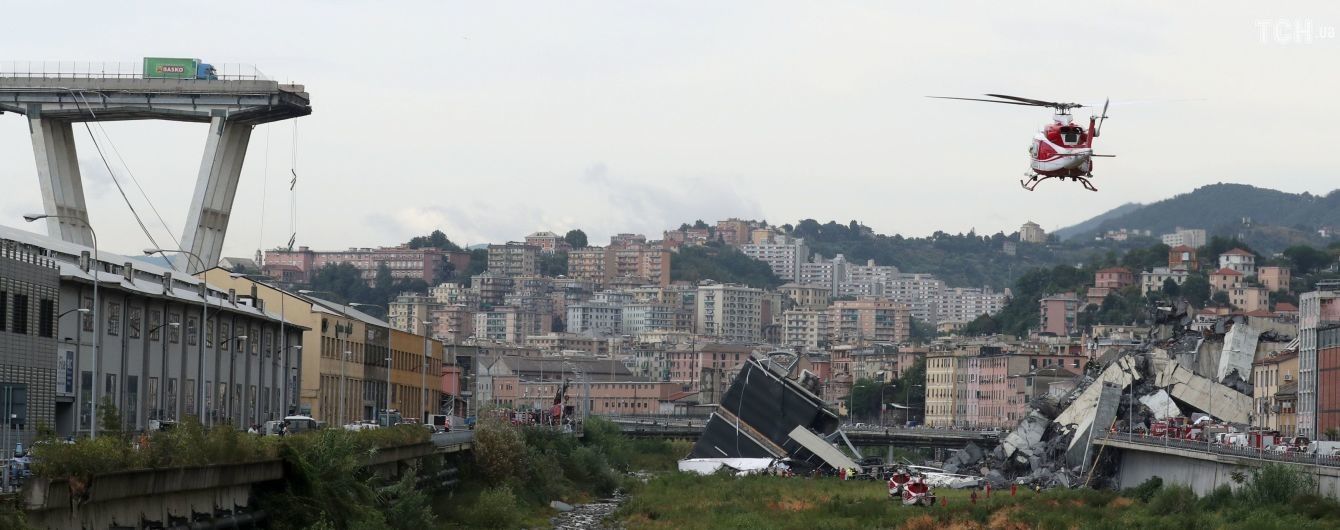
[221,322,231,352]
[82,296,94,332]
[187,316,198,346]
[12,294,29,334]
[107,302,121,336]
[129,306,142,338]
[168,313,181,343]
[0,290,7,331]
[39,298,55,337]
[149,310,162,341]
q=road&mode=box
[432,430,474,446]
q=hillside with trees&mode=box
[670,243,782,289]
[1057,183,1340,252]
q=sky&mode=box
[2,1,1339,259]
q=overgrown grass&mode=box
[619,464,1340,530]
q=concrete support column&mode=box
[180,115,252,273]
[29,115,94,245]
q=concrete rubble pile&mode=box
[955,303,1293,490]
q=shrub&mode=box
[380,467,437,530]
[1239,463,1315,505]
[1126,476,1163,503]
[473,417,526,486]
[1147,484,1199,516]
[1199,484,1234,511]
[464,486,523,529]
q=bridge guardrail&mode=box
[1101,431,1340,468]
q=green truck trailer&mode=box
[142,57,217,80]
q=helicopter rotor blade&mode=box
[926,96,1041,106]
[983,93,1084,108]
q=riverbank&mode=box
[617,465,1340,529]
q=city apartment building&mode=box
[886,273,944,324]
[715,219,752,246]
[741,237,809,282]
[827,298,911,345]
[621,303,692,334]
[779,283,831,310]
[1258,266,1292,293]
[1168,245,1199,271]
[1229,286,1269,312]
[1087,267,1134,306]
[389,293,438,334]
[473,306,549,344]
[938,287,1008,326]
[667,343,756,397]
[1218,248,1257,276]
[799,254,850,296]
[1209,268,1244,294]
[783,309,829,349]
[695,282,764,342]
[1160,227,1207,249]
[925,350,957,427]
[1254,350,1299,437]
[523,333,609,356]
[487,243,540,277]
[1038,293,1081,336]
[263,245,467,285]
[566,243,670,288]
[428,304,474,343]
[1298,282,1340,438]
[566,302,624,336]
[1140,267,1190,295]
[524,231,572,254]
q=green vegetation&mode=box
[307,261,428,310]
[407,230,463,252]
[1060,183,1340,252]
[436,415,690,528]
[539,251,569,277]
[619,463,1340,530]
[847,358,925,422]
[564,229,589,249]
[671,242,783,289]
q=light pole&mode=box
[350,303,391,425]
[420,320,433,423]
[24,213,99,438]
[145,248,211,423]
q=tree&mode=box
[693,220,709,229]
[1161,278,1181,297]
[669,243,782,289]
[458,248,489,284]
[406,230,461,251]
[432,259,456,285]
[563,229,588,249]
[1181,274,1211,308]
[1211,290,1231,306]
[908,318,935,343]
[539,252,568,277]
[961,314,1000,336]
[310,262,372,304]
[1284,245,1333,274]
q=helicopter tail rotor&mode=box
[1096,98,1110,137]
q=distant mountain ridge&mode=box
[1057,183,1340,252]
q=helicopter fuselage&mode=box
[1028,114,1097,178]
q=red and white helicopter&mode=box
[930,94,1111,192]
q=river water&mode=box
[549,491,627,529]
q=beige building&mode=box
[783,309,829,349]
[780,282,831,310]
[716,218,752,246]
[487,243,539,277]
[1210,268,1244,294]
[827,298,911,345]
[200,271,442,426]
[566,244,670,288]
[1229,286,1269,312]
[1258,266,1292,293]
[925,350,958,427]
[1019,221,1047,244]
[696,282,764,342]
[1254,350,1299,436]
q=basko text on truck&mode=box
[142,57,218,80]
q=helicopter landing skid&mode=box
[1021,173,1098,192]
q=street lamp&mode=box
[25,213,100,438]
[144,248,211,424]
[350,303,391,425]
[420,320,433,424]
[58,308,91,319]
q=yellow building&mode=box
[925,350,958,427]
[200,269,441,426]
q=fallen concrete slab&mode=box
[1218,323,1259,383]
[1138,389,1182,420]
[1155,361,1253,424]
